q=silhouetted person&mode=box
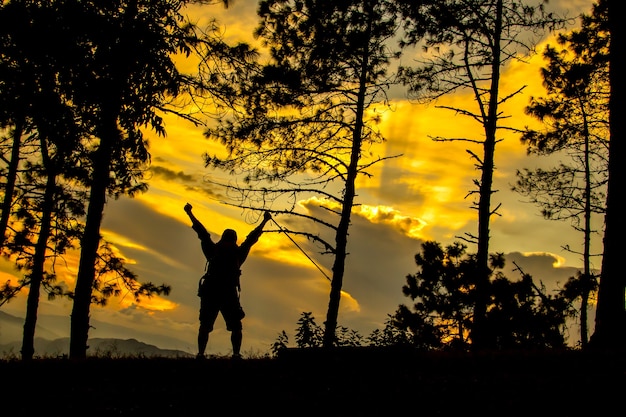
[184,203,271,359]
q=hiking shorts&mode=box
[199,292,243,332]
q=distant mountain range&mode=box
[0,310,194,358]
[0,336,194,359]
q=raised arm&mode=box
[184,203,210,239]
[239,211,272,261]
[250,211,272,239]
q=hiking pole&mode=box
[270,217,331,281]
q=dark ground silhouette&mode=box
[2,347,624,416]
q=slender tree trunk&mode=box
[581,99,592,348]
[323,19,371,348]
[471,0,502,351]
[590,0,626,350]
[580,289,589,347]
[69,118,116,359]
[21,170,56,360]
[0,122,23,249]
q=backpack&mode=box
[197,243,242,297]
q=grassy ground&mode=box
[2,347,624,416]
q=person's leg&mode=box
[223,301,243,358]
[231,329,242,358]
[198,297,218,358]
[197,323,209,358]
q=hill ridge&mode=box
[0,336,194,358]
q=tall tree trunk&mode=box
[69,118,116,359]
[322,138,360,348]
[21,169,56,360]
[580,99,592,348]
[471,0,502,351]
[590,0,626,349]
[322,22,370,348]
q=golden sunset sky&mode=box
[0,0,599,356]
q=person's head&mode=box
[220,228,238,244]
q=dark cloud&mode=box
[340,213,424,333]
[268,200,424,335]
[503,252,582,292]
[147,165,224,199]
[184,184,224,199]
[150,165,195,182]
